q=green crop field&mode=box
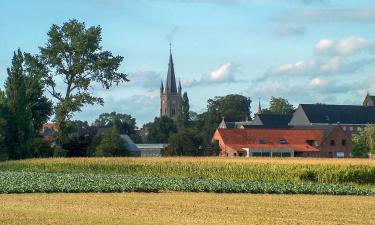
[1,193,375,225]
[0,157,374,195]
[1,157,375,184]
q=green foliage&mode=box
[95,126,129,157]
[163,128,204,156]
[94,112,141,142]
[4,50,33,159]
[29,137,54,158]
[27,19,128,142]
[190,94,251,145]
[0,89,7,160]
[262,96,294,115]
[146,116,177,143]
[176,92,190,129]
[0,172,371,195]
[351,135,369,158]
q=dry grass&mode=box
[0,192,374,225]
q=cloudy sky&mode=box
[1,0,375,126]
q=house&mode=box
[289,104,375,137]
[212,125,351,158]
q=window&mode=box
[336,152,345,158]
[358,127,362,131]
[330,140,335,146]
[306,140,317,146]
[259,139,266,144]
[342,126,347,131]
[279,139,287,144]
[349,126,354,131]
[234,153,237,157]
[282,152,292,157]
[342,139,347,146]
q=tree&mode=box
[95,126,128,157]
[95,112,141,143]
[23,58,53,132]
[351,135,369,158]
[163,128,204,156]
[363,124,375,155]
[146,116,177,143]
[27,19,129,143]
[207,94,252,123]
[0,89,8,160]
[195,94,251,143]
[262,96,294,115]
[176,92,190,129]
[4,51,33,159]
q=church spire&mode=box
[257,97,262,114]
[166,42,177,93]
[160,79,164,93]
[178,79,182,95]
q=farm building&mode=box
[212,125,351,158]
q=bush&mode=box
[29,137,54,158]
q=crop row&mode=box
[1,158,375,184]
[0,171,372,195]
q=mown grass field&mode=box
[1,192,375,225]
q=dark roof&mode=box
[300,104,375,124]
[165,53,177,93]
[257,114,293,127]
[369,96,375,104]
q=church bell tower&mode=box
[160,43,181,118]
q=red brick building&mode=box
[212,125,351,158]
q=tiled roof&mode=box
[300,104,375,124]
[215,128,324,152]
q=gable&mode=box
[289,105,311,126]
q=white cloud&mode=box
[315,39,335,54]
[183,63,240,87]
[315,37,371,56]
[274,26,305,37]
[208,63,236,82]
[266,60,316,76]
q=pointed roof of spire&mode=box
[166,42,177,93]
[160,79,164,91]
[257,97,262,114]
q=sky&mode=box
[1,0,375,127]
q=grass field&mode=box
[1,192,375,225]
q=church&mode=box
[160,45,182,118]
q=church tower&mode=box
[160,43,181,118]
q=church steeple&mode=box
[166,42,177,94]
[160,43,181,118]
[257,98,262,114]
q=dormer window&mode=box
[279,139,287,144]
[259,139,266,144]
[306,140,317,146]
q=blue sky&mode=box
[1,0,375,126]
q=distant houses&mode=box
[213,93,375,158]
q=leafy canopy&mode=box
[28,19,128,139]
[262,96,294,115]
